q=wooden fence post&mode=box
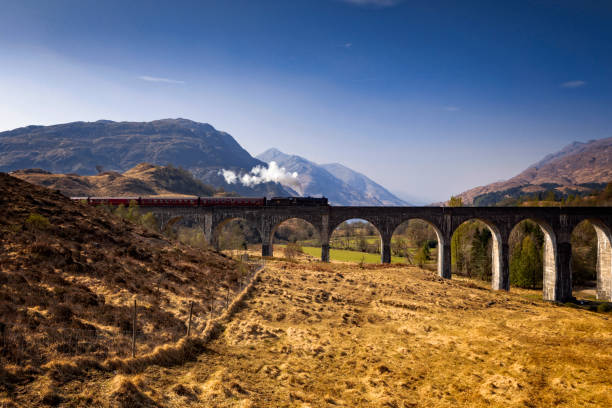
[209,295,213,320]
[187,301,194,337]
[132,299,137,358]
[0,322,5,349]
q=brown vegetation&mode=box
[10,163,226,197]
[0,173,252,406]
[28,256,611,407]
[2,172,611,407]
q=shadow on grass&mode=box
[563,298,612,313]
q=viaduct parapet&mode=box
[141,205,612,303]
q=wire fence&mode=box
[0,261,263,366]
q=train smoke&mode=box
[219,161,301,189]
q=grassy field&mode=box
[66,259,612,407]
[329,234,422,245]
[276,244,412,264]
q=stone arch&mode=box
[147,209,199,232]
[509,218,558,301]
[391,218,446,277]
[450,218,505,290]
[571,218,612,301]
[212,217,262,251]
[328,217,385,263]
[268,216,323,258]
[327,216,386,241]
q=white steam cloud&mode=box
[219,161,301,190]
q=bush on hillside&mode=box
[25,212,51,230]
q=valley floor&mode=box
[36,257,612,407]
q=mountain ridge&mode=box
[453,137,612,205]
[10,162,233,197]
[0,118,291,197]
[257,148,408,206]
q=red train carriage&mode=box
[200,197,265,207]
[86,197,139,206]
[72,196,267,207]
[139,197,199,207]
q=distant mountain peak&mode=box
[256,148,408,206]
[260,147,283,155]
[257,148,293,163]
[453,136,612,205]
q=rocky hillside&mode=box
[454,137,612,205]
[0,173,247,405]
[10,163,229,197]
[257,148,407,206]
[0,119,291,197]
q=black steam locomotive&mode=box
[266,196,329,206]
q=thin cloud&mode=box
[443,106,460,112]
[138,75,185,84]
[344,42,353,48]
[340,0,403,7]
[560,80,586,88]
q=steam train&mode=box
[72,196,328,207]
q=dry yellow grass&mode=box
[0,173,255,406]
[29,258,611,407]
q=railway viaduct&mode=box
[141,204,612,303]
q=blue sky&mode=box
[1,0,611,203]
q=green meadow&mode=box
[275,244,408,264]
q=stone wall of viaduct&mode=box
[142,205,612,303]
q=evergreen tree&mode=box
[448,196,463,207]
[415,243,430,267]
[544,190,556,202]
[451,225,466,274]
[470,227,491,281]
[510,235,542,288]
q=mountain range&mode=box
[257,148,407,206]
[453,137,612,205]
[3,118,611,207]
[0,119,405,205]
[0,118,290,198]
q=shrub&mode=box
[415,243,430,267]
[25,213,50,230]
[597,303,612,313]
[140,212,159,232]
[177,227,208,249]
[284,243,302,260]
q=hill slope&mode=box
[257,148,407,206]
[455,137,612,205]
[0,173,247,405]
[10,163,226,197]
[0,119,291,197]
